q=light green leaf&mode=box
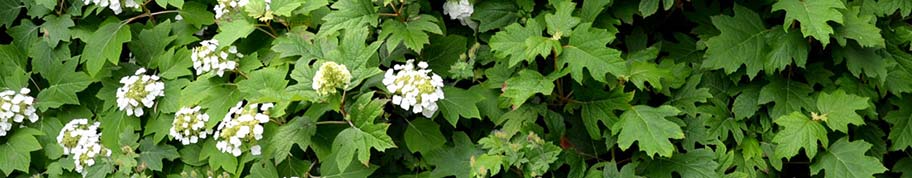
[815,90,869,133]
[544,1,580,37]
[437,86,482,126]
[0,0,20,28]
[702,5,767,79]
[560,23,625,83]
[82,17,131,77]
[503,70,555,108]
[625,61,671,90]
[319,0,378,36]
[213,17,255,49]
[378,15,442,52]
[638,0,674,17]
[773,112,828,159]
[404,118,446,154]
[611,105,683,158]
[579,0,612,23]
[248,160,279,178]
[772,0,845,46]
[490,20,556,67]
[810,138,887,178]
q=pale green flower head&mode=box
[312,61,353,96]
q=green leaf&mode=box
[732,85,761,120]
[579,0,612,23]
[319,0,378,36]
[180,2,215,26]
[834,42,890,84]
[138,138,180,171]
[625,61,671,90]
[772,112,828,160]
[248,160,279,178]
[835,6,884,48]
[471,0,521,32]
[41,15,75,47]
[639,0,674,17]
[758,79,814,119]
[0,44,28,89]
[236,67,289,102]
[640,149,720,178]
[36,60,94,111]
[878,0,912,17]
[319,158,377,178]
[544,1,580,37]
[157,48,194,79]
[559,23,625,83]
[130,20,176,67]
[490,20,557,67]
[437,86,483,126]
[331,124,395,172]
[611,105,684,158]
[572,87,633,139]
[885,98,912,151]
[815,90,869,133]
[404,118,446,154]
[82,17,132,77]
[702,5,767,78]
[810,138,887,178]
[213,17,255,49]
[895,158,912,178]
[771,0,845,46]
[668,74,712,116]
[0,0,20,28]
[271,116,317,163]
[200,139,238,173]
[503,70,555,108]
[270,0,303,16]
[425,132,483,178]
[0,128,42,176]
[378,15,442,52]
[765,28,809,74]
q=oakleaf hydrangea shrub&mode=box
[3,0,912,177]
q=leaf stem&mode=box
[316,120,349,125]
[121,10,179,25]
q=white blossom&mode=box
[170,106,210,145]
[191,39,242,77]
[214,0,250,19]
[213,101,271,156]
[82,0,140,14]
[443,0,477,28]
[0,88,38,137]
[382,60,445,118]
[57,119,110,174]
[312,61,352,96]
[116,68,165,117]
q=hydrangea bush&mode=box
[2,0,912,177]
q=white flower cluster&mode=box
[443,0,476,27]
[214,101,273,156]
[191,39,242,77]
[312,61,352,96]
[383,60,445,118]
[82,0,140,14]
[214,0,250,19]
[57,119,110,174]
[117,68,165,117]
[170,106,210,145]
[0,88,38,137]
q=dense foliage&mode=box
[2,0,912,177]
